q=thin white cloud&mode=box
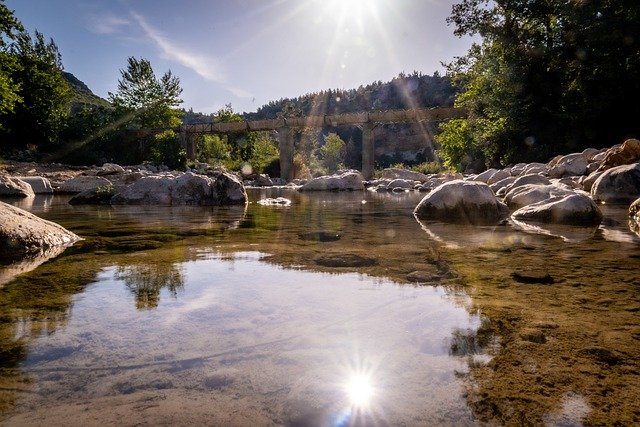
[227,86,253,98]
[86,13,130,35]
[130,11,222,82]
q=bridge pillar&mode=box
[362,123,374,180]
[278,126,294,182]
[180,129,197,161]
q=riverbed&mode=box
[1,189,639,425]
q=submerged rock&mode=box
[0,201,80,260]
[314,253,377,267]
[414,180,509,225]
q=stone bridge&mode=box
[178,107,466,181]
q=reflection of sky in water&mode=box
[13,251,485,425]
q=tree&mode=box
[0,0,23,116]
[438,0,640,170]
[320,132,346,173]
[108,57,183,129]
[1,29,69,151]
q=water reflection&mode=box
[1,252,486,425]
[115,262,184,310]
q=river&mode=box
[1,188,638,425]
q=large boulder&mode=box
[58,175,113,194]
[597,139,640,172]
[299,170,364,191]
[111,172,247,206]
[0,201,80,260]
[414,180,509,225]
[504,184,578,209]
[512,193,603,225]
[591,163,640,204]
[96,163,126,176]
[0,174,34,198]
[15,176,54,194]
[380,168,429,182]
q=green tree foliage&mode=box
[0,22,69,152]
[320,133,346,173]
[197,134,232,164]
[108,56,183,129]
[0,1,22,116]
[439,0,640,170]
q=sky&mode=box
[6,0,476,115]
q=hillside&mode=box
[63,71,111,112]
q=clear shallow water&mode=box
[1,250,483,425]
[2,188,639,425]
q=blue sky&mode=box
[6,0,475,114]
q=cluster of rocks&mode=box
[0,163,248,262]
[414,139,640,230]
[0,163,248,207]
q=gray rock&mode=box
[591,163,640,204]
[111,172,247,206]
[380,168,429,182]
[0,175,34,198]
[15,176,53,194]
[504,184,577,209]
[511,193,603,225]
[58,175,113,194]
[490,176,517,193]
[510,174,551,189]
[580,171,604,192]
[487,169,511,185]
[473,168,499,183]
[97,163,125,176]
[0,201,80,260]
[548,153,589,178]
[299,170,364,191]
[522,163,549,175]
[414,180,509,225]
[386,179,415,190]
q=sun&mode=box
[345,373,374,407]
[322,0,379,22]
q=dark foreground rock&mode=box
[414,180,509,225]
[0,201,80,260]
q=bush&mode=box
[147,130,186,170]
